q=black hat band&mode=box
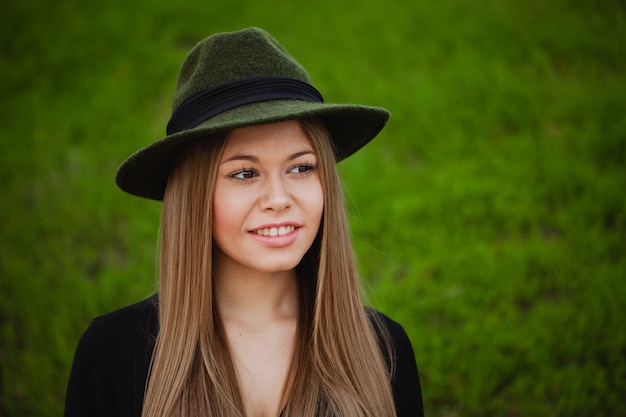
[167,76,324,135]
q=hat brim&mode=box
[115,99,389,200]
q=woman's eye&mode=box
[289,164,317,175]
[230,169,258,181]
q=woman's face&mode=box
[213,120,324,275]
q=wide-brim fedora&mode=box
[116,27,390,201]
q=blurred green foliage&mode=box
[1,0,624,415]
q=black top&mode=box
[65,297,424,417]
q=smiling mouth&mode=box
[253,225,296,237]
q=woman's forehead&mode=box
[221,120,315,160]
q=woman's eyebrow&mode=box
[287,150,315,160]
[221,149,315,164]
[221,154,258,163]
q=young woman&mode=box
[65,27,424,417]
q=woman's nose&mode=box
[260,175,292,211]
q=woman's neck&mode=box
[214,260,299,325]
[213,256,300,417]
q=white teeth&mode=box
[255,226,295,236]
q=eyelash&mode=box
[228,163,317,182]
[229,168,259,182]
[289,163,317,175]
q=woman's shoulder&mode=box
[365,307,412,348]
[366,307,425,417]
[90,296,158,336]
[80,295,159,357]
[91,296,158,331]
[66,296,158,417]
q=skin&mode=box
[212,120,324,417]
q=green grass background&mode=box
[1,0,624,415]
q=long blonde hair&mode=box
[142,119,396,417]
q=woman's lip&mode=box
[248,226,300,247]
[249,222,301,235]
[250,221,301,231]
[250,224,297,236]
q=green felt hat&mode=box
[116,27,390,200]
